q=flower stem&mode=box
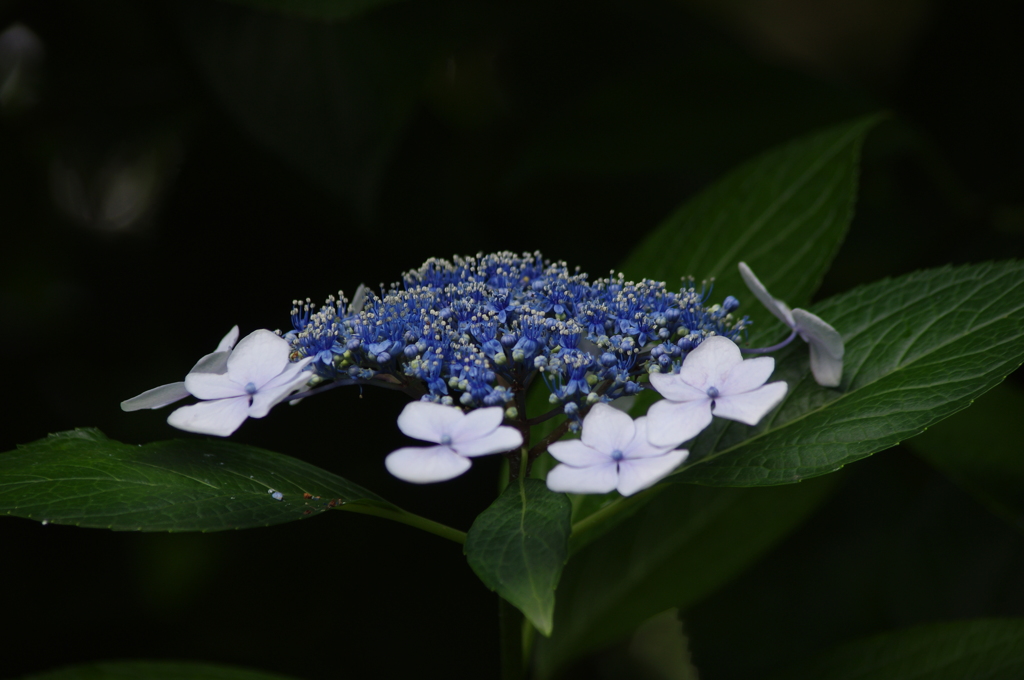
[499,596,526,679]
[338,503,466,544]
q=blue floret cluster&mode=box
[282,251,748,424]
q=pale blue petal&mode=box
[616,448,689,496]
[167,397,250,436]
[546,461,619,495]
[712,381,788,425]
[120,382,190,411]
[385,445,472,483]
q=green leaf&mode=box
[223,0,405,22]
[19,660,301,680]
[0,428,395,531]
[621,114,881,343]
[907,381,1024,533]
[534,474,839,677]
[768,619,1024,680]
[674,260,1024,486]
[626,610,700,680]
[465,477,572,636]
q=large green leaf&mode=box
[674,260,1024,486]
[907,381,1024,533]
[526,116,878,481]
[465,477,572,636]
[534,475,839,677]
[768,619,1024,680]
[19,661,301,680]
[0,428,394,531]
[621,115,881,342]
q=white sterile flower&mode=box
[647,335,788,447]
[546,403,688,497]
[385,402,523,483]
[739,262,845,387]
[166,330,313,436]
[121,326,240,412]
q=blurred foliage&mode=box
[2,0,1023,677]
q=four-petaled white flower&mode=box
[647,335,788,447]
[385,402,523,483]
[166,330,313,436]
[546,403,688,497]
[739,262,845,387]
[121,326,240,412]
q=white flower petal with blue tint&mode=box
[646,398,714,448]
[121,326,239,412]
[616,448,689,497]
[397,401,466,442]
[385,403,523,483]
[546,459,620,495]
[546,405,686,497]
[647,336,787,445]
[167,395,251,437]
[167,330,313,436]
[792,308,845,387]
[385,445,474,484]
[739,262,846,387]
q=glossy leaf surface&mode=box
[0,428,394,531]
[465,477,572,636]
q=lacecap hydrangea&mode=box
[283,251,749,423]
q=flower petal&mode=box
[792,308,845,360]
[808,342,844,388]
[548,439,614,467]
[738,262,796,327]
[190,350,231,375]
[712,380,788,425]
[456,426,523,457]
[580,403,635,453]
[167,397,251,436]
[622,417,678,459]
[649,371,706,402]
[546,460,619,494]
[385,445,472,483]
[720,355,775,396]
[616,449,689,496]
[120,382,190,411]
[248,360,314,418]
[215,325,240,352]
[184,372,246,400]
[396,401,466,443]
[678,336,744,391]
[449,406,503,444]
[646,398,713,448]
[225,330,291,389]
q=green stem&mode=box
[339,503,466,544]
[499,596,525,679]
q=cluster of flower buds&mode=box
[285,251,748,421]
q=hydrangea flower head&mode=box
[738,262,845,387]
[647,335,787,447]
[385,402,523,483]
[284,252,750,428]
[167,330,313,436]
[546,403,688,496]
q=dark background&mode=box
[1,0,1023,677]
